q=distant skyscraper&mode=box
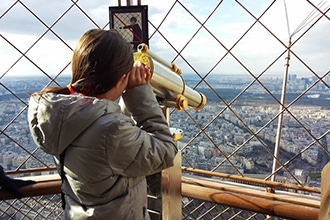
[289,74,297,81]
[326,74,330,85]
[312,76,318,82]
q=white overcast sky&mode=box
[0,0,329,78]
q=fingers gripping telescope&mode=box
[134,43,207,111]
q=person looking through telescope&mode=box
[27,29,177,220]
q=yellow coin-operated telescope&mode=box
[134,45,204,219]
[133,43,207,111]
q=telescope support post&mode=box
[147,107,182,219]
[161,152,182,220]
[161,107,182,220]
[161,106,182,220]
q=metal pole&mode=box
[270,38,292,188]
[182,167,320,193]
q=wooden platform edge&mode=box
[182,176,320,220]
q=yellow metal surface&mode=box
[133,49,154,74]
[175,94,188,111]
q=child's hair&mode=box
[35,29,133,96]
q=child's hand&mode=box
[126,62,151,89]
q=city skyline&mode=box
[0,76,330,171]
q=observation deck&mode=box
[0,0,329,219]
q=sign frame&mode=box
[109,5,148,51]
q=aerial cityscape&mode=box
[1,0,329,218]
[0,73,329,191]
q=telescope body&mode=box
[134,44,206,111]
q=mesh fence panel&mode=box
[1,0,329,219]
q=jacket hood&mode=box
[28,93,120,155]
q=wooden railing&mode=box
[0,166,320,220]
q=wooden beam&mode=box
[182,176,320,220]
[0,174,61,200]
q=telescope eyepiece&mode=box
[137,43,148,53]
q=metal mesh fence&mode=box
[0,195,62,220]
[1,0,329,219]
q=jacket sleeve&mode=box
[106,84,177,177]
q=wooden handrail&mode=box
[0,174,320,219]
[0,174,61,200]
[182,175,320,220]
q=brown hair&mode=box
[35,29,133,96]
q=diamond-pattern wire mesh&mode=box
[182,198,269,220]
[0,0,329,219]
[0,195,62,220]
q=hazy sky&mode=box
[0,0,329,78]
